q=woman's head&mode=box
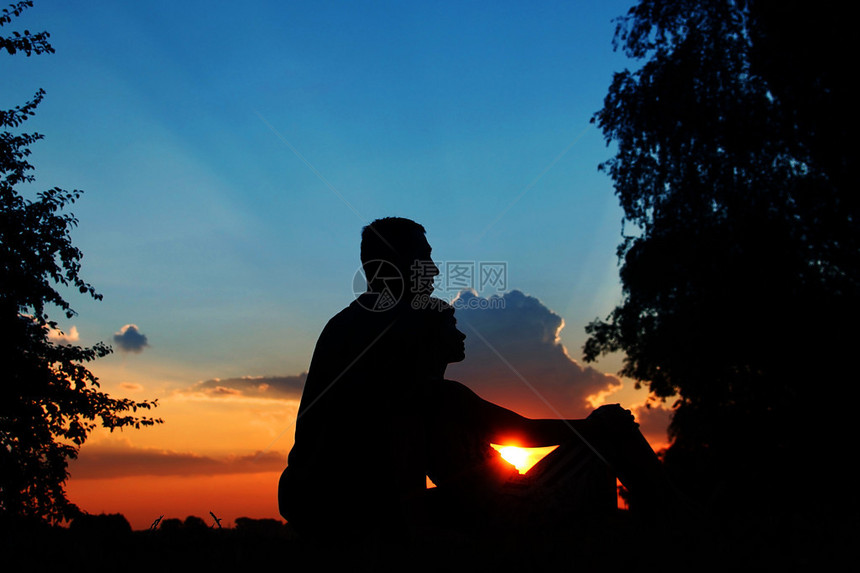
[412,299,466,375]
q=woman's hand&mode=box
[586,403,639,435]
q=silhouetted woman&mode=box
[413,299,673,531]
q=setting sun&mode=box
[491,444,559,474]
[497,446,529,472]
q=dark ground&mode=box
[2,508,853,572]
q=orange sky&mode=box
[68,441,643,530]
[66,398,669,531]
[67,473,282,530]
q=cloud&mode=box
[48,325,79,345]
[68,443,286,479]
[119,382,143,392]
[631,402,674,451]
[113,324,149,353]
[179,374,307,401]
[446,290,623,419]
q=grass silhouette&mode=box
[2,506,850,572]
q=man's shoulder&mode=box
[327,300,363,322]
[322,297,411,333]
[316,300,365,334]
[313,299,405,359]
[320,300,371,335]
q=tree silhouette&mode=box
[0,2,162,524]
[583,0,857,514]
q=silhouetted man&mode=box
[279,217,438,543]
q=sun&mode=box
[491,444,558,474]
[496,446,530,472]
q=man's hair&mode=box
[360,217,426,267]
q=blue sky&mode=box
[6,0,642,403]
[7,1,691,526]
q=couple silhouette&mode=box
[279,217,671,548]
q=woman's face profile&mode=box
[440,313,466,364]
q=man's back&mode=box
[280,297,423,536]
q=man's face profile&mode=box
[408,232,438,297]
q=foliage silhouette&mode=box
[583,0,857,515]
[69,512,132,537]
[0,1,162,524]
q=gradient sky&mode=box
[4,0,675,529]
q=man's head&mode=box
[360,217,438,298]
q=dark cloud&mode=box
[68,444,286,479]
[113,324,149,353]
[446,290,623,419]
[181,374,307,401]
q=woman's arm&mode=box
[479,397,637,447]
[439,379,637,446]
[473,397,589,447]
